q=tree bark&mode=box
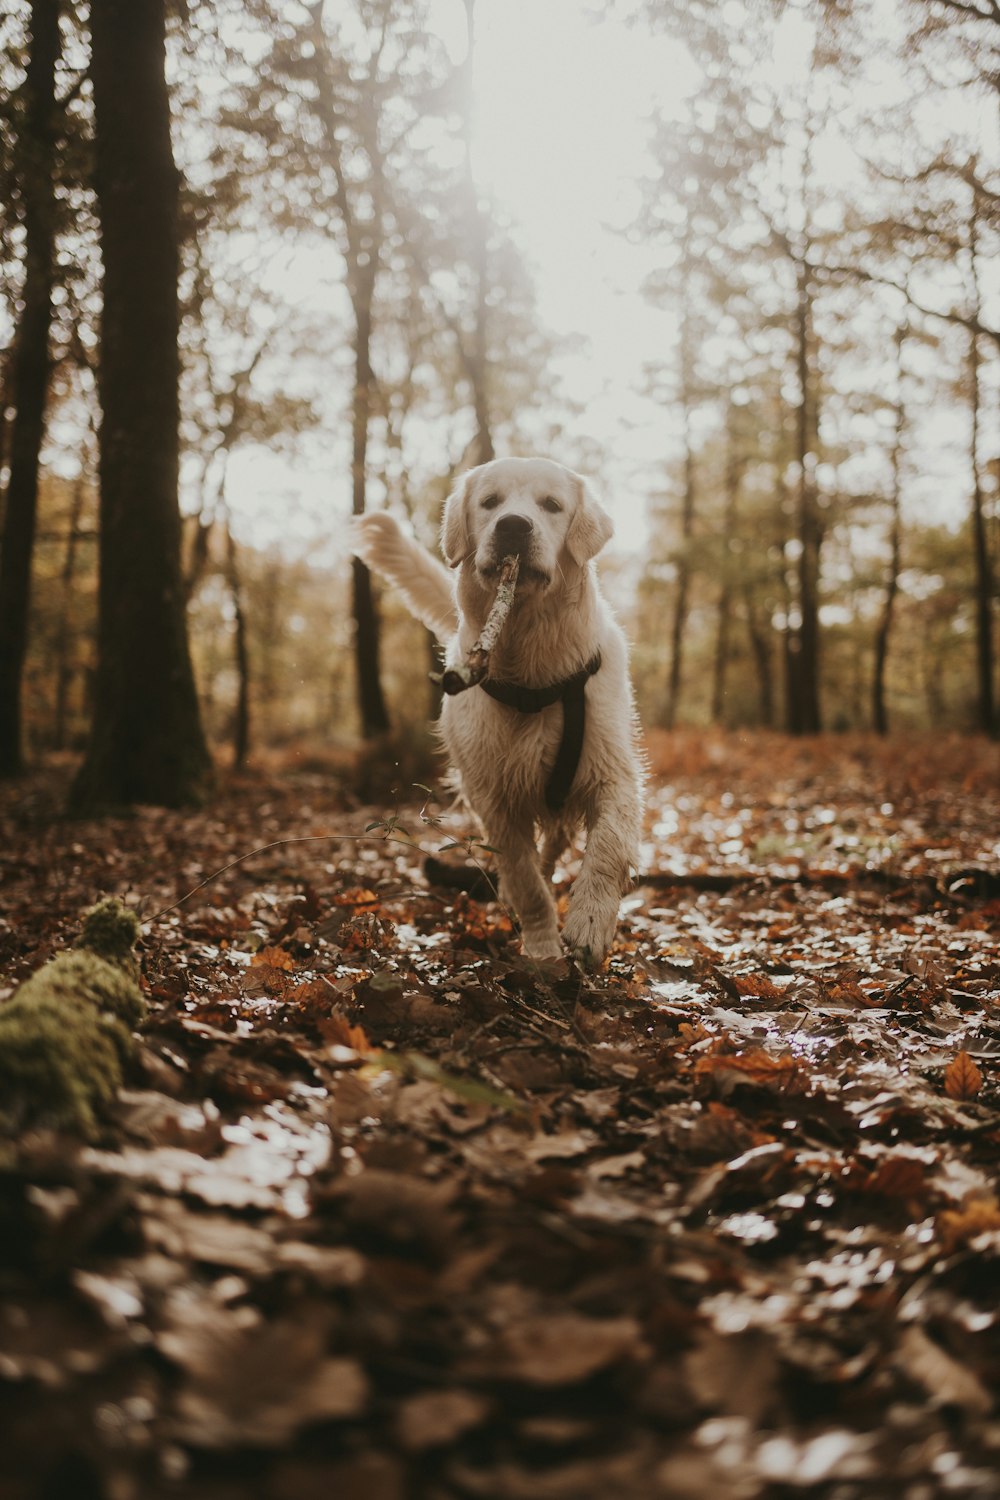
[224,521,251,768]
[71,0,212,809]
[711,402,743,724]
[743,588,775,727]
[663,279,696,729]
[872,322,905,735]
[790,254,822,734]
[461,0,494,466]
[967,187,996,737]
[53,467,88,749]
[0,0,61,775]
[350,280,390,737]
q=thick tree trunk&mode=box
[71,0,212,810]
[0,0,60,776]
[351,286,390,738]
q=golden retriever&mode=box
[351,457,643,966]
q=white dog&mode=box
[351,457,643,966]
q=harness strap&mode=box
[480,652,602,812]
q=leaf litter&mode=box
[0,731,998,1498]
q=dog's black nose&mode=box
[495,513,532,539]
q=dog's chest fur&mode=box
[443,690,576,816]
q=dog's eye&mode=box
[481,493,500,511]
[540,495,562,514]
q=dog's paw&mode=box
[349,511,406,567]
[563,904,617,970]
[520,929,563,963]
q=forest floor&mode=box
[1,730,999,1500]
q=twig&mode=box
[432,554,520,695]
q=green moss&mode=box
[0,899,146,1137]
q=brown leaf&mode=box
[252,945,296,971]
[944,1050,982,1101]
[896,1325,991,1415]
[859,1155,931,1209]
[159,1301,368,1446]
[332,887,381,908]
[937,1195,1000,1255]
[732,973,784,1002]
[491,1311,644,1386]
[694,1047,806,1095]
[396,1389,491,1452]
[320,1011,372,1052]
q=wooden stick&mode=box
[433,554,520,696]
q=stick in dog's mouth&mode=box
[433,553,520,696]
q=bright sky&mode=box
[222,0,990,560]
[226,0,692,558]
[464,0,693,548]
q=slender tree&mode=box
[872,318,907,734]
[71,0,212,809]
[0,0,61,775]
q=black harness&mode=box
[480,652,602,812]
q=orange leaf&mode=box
[694,1047,804,1092]
[332,887,381,908]
[252,945,296,971]
[732,974,784,1002]
[321,1012,371,1052]
[937,1195,1000,1254]
[944,1050,982,1101]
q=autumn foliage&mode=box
[0,733,998,1496]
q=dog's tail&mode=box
[350,511,458,640]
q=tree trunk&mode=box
[460,0,494,466]
[53,468,88,749]
[743,588,775,727]
[351,283,391,738]
[872,322,905,735]
[790,254,822,735]
[711,402,743,724]
[663,296,696,728]
[71,0,212,810]
[967,192,995,736]
[0,0,61,776]
[224,522,251,768]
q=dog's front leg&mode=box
[563,782,640,968]
[487,817,562,961]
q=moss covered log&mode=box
[0,898,146,1137]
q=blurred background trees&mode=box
[0,0,996,804]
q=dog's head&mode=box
[442,457,613,592]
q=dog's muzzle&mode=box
[487,513,548,581]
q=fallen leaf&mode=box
[944,1050,983,1101]
[252,945,296,971]
[896,1325,991,1415]
[395,1389,490,1451]
[491,1311,644,1386]
[159,1300,368,1446]
[695,1047,806,1095]
[937,1194,1000,1254]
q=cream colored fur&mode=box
[351,457,643,965]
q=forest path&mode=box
[0,732,998,1499]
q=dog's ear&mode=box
[442,470,474,568]
[566,475,614,565]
